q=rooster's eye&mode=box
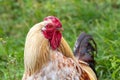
[46,23,53,29]
[47,25,53,28]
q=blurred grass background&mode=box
[0,0,120,80]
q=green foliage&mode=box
[0,0,120,80]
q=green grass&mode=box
[0,0,120,80]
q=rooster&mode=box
[22,16,97,80]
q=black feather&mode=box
[73,32,97,74]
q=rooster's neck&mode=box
[24,22,52,75]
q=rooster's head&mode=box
[42,16,63,50]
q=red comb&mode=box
[44,16,62,28]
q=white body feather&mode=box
[23,51,81,80]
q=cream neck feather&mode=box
[24,21,51,75]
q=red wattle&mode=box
[42,30,62,50]
[50,31,62,50]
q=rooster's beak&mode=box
[56,27,64,32]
